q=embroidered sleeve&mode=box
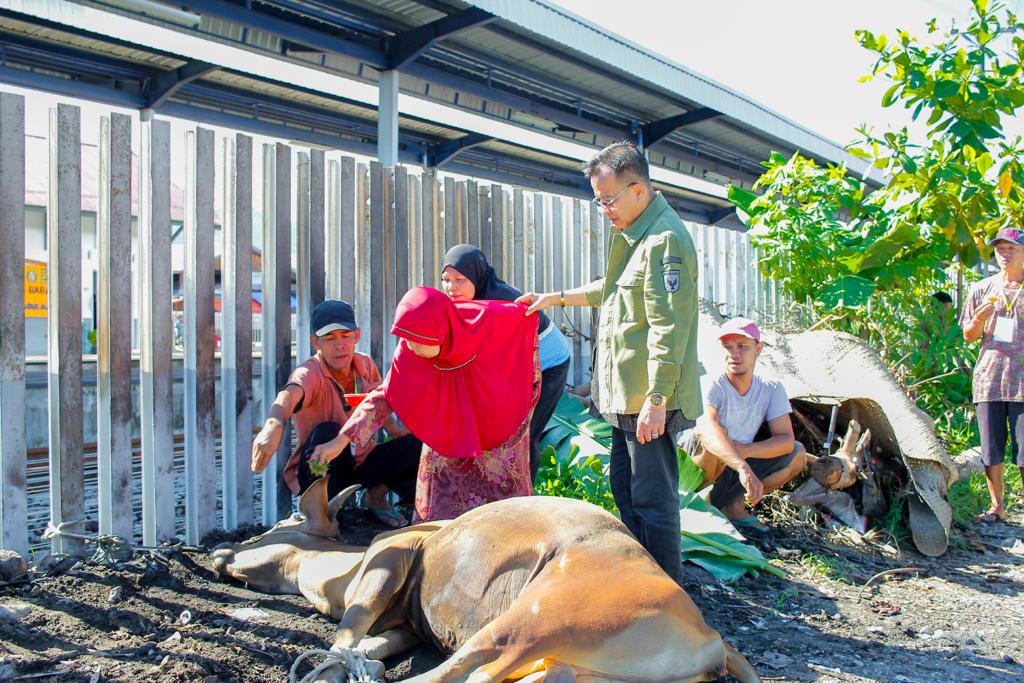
[340,386,391,449]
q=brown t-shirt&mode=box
[281,352,383,494]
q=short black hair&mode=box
[932,291,953,305]
[582,141,651,184]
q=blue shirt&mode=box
[538,322,571,371]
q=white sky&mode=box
[551,0,1024,145]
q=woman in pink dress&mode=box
[308,287,540,522]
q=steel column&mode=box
[296,151,312,361]
[0,92,26,556]
[139,116,176,544]
[377,70,399,167]
[221,133,254,529]
[47,103,85,555]
[96,112,133,540]
[261,142,293,524]
[184,127,217,544]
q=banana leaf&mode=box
[537,393,784,581]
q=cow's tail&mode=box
[724,641,761,683]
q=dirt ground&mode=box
[2,500,1023,683]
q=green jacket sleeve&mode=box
[579,277,606,307]
[642,231,698,400]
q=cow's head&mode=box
[210,478,363,607]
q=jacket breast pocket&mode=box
[615,270,645,322]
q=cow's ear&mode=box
[327,484,362,524]
[297,477,334,534]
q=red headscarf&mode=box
[382,287,538,459]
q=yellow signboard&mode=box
[24,259,47,318]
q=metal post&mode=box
[467,180,480,247]
[139,116,175,544]
[443,176,456,257]
[221,133,254,529]
[296,151,311,362]
[355,163,371,356]
[184,127,217,544]
[533,194,545,295]
[339,156,357,304]
[513,189,525,290]
[96,112,133,540]
[47,103,85,555]
[421,170,438,287]
[550,196,564,329]
[377,70,399,167]
[369,161,386,369]
[394,165,410,302]
[490,184,504,281]
[310,150,326,313]
[0,92,26,556]
[261,143,293,524]
[571,200,583,384]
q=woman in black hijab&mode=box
[441,244,571,483]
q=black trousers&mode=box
[295,421,421,502]
[609,426,682,585]
[529,358,571,482]
[976,401,1024,467]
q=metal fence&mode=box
[0,92,785,557]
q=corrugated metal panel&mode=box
[465,0,865,173]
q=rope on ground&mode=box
[289,647,381,683]
[41,519,193,567]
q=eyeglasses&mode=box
[592,182,636,209]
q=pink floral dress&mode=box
[341,351,541,522]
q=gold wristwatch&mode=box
[648,392,665,406]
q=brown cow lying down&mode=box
[211,478,761,683]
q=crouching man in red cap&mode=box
[678,317,807,538]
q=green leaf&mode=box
[818,276,877,309]
[881,83,902,107]
[727,185,758,213]
[933,79,961,99]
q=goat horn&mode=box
[327,484,363,522]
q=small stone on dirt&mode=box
[759,651,794,669]
[178,608,192,625]
[0,602,32,621]
[0,550,27,581]
[959,647,975,659]
[108,586,123,604]
[228,607,269,622]
[159,631,182,647]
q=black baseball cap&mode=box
[311,300,358,336]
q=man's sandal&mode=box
[366,506,408,529]
[731,516,769,538]
[976,509,1007,524]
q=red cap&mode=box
[718,317,761,342]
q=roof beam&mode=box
[173,0,388,68]
[0,64,145,108]
[707,206,735,226]
[145,60,217,108]
[640,108,722,149]
[425,132,493,167]
[385,7,495,70]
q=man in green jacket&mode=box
[519,142,705,584]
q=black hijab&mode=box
[442,244,551,334]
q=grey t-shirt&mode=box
[701,374,791,444]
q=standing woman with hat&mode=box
[306,287,540,522]
[961,225,1024,523]
[440,244,571,482]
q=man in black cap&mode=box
[251,300,420,527]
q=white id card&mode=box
[993,315,1016,343]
